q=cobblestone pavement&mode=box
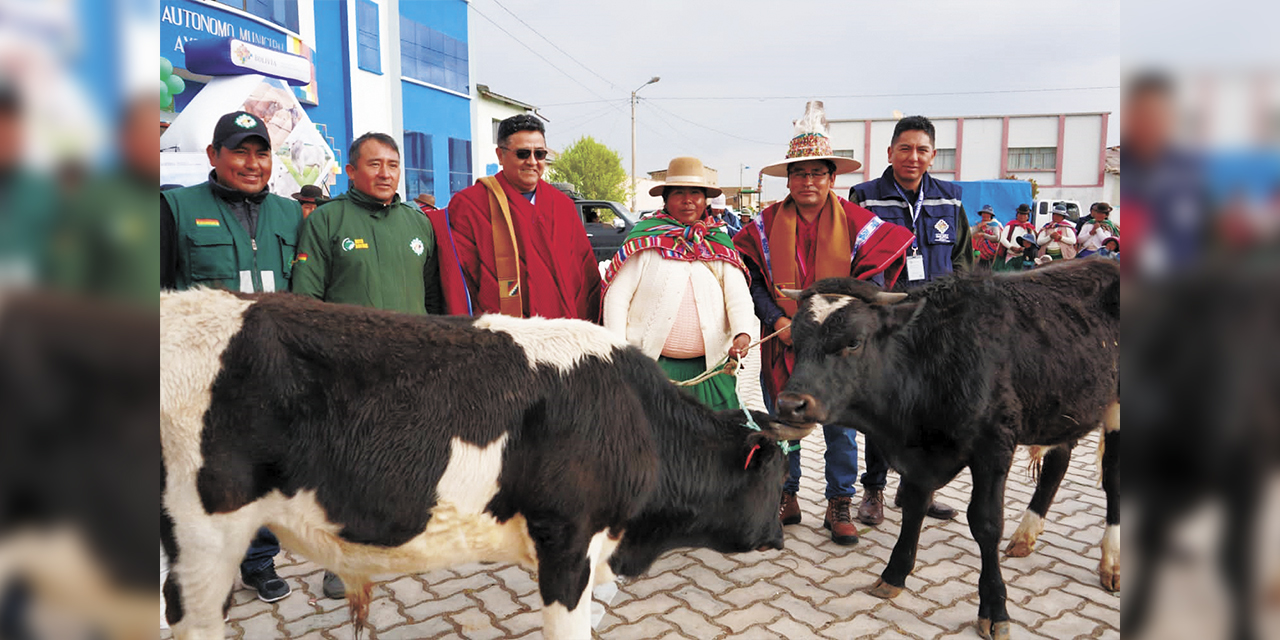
[163,430,1119,639]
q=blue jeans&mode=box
[782,424,859,499]
[861,437,890,491]
[240,527,280,577]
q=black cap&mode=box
[212,110,270,150]
[1015,203,1031,214]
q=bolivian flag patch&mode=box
[194,218,220,227]
[294,253,308,263]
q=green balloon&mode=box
[161,57,173,78]
[161,91,173,109]
[166,74,185,96]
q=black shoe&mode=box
[242,565,291,603]
[322,570,346,600]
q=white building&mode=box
[471,84,545,179]
[827,112,1113,208]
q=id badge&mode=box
[906,254,926,281]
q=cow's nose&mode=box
[776,392,824,423]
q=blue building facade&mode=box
[158,0,472,205]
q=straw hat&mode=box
[648,156,723,197]
[760,101,862,178]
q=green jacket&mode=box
[0,168,57,287]
[50,170,159,305]
[291,188,442,314]
[162,181,302,292]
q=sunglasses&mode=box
[501,147,549,161]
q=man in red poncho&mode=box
[428,114,601,320]
[734,101,914,547]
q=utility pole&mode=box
[630,76,660,212]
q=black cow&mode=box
[0,292,158,640]
[160,288,813,640]
[775,259,1120,640]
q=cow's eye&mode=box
[840,341,863,357]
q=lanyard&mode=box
[893,182,925,254]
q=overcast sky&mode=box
[467,0,1120,197]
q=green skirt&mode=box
[659,356,741,411]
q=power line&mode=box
[467,3,616,105]
[648,85,1121,101]
[646,100,776,146]
[487,0,619,92]
[538,85,1119,108]
[541,99,620,107]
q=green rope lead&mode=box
[740,407,801,454]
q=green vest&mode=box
[163,182,302,292]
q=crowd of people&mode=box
[972,200,1120,273]
[159,103,1119,603]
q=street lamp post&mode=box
[739,164,750,209]
[630,76,660,212]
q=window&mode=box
[492,119,502,143]
[214,0,300,33]
[449,138,472,195]
[356,0,381,74]
[404,132,433,199]
[1007,147,1057,172]
[833,150,858,158]
[933,148,956,172]
[400,16,469,94]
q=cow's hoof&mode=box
[977,619,1010,640]
[1005,539,1035,557]
[868,578,903,599]
[1099,562,1120,592]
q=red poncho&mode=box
[429,173,602,321]
[733,193,914,399]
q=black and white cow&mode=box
[160,288,812,640]
[775,259,1120,640]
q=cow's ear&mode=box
[743,431,775,470]
[881,300,927,334]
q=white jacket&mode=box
[1078,221,1116,252]
[602,251,765,412]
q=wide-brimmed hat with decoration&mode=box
[761,101,862,177]
[648,156,723,197]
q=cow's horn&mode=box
[873,292,908,304]
[780,288,803,301]
[767,421,817,441]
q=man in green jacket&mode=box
[291,132,442,315]
[290,132,442,599]
[159,109,302,604]
[160,111,302,293]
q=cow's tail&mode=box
[347,578,373,638]
[1025,445,1047,483]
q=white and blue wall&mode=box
[159,0,472,205]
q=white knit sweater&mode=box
[602,251,766,412]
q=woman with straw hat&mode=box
[602,156,764,413]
